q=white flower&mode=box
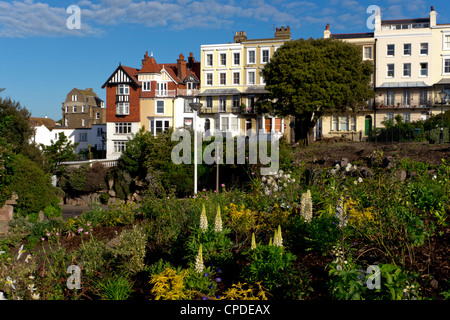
[353,180,358,185]
[0,251,5,255]
[31,293,40,300]
[345,163,352,172]
[28,284,37,292]
[195,244,204,273]
[358,177,363,183]
[17,245,25,260]
[199,204,208,232]
[0,291,7,300]
[214,205,223,232]
[432,175,437,180]
[25,254,32,263]
[300,190,313,223]
[273,225,283,247]
[330,169,336,175]
[335,164,341,170]
[6,277,16,290]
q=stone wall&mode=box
[0,193,18,234]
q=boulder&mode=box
[396,170,407,182]
[382,156,394,170]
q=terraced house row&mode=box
[101,6,450,159]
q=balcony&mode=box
[116,95,129,103]
[155,90,176,98]
[177,89,200,97]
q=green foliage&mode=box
[76,237,113,277]
[184,266,219,297]
[241,244,311,299]
[99,275,134,300]
[119,127,194,197]
[113,225,147,274]
[41,132,78,174]
[261,38,374,141]
[9,154,60,216]
[0,97,34,155]
[102,202,136,227]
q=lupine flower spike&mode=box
[300,190,313,223]
[214,205,223,232]
[274,225,283,247]
[251,233,256,250]
[200,203,208,232]
[195,244,205,273]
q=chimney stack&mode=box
[234,31,247,43]
[177,53,187,80]
[430,6,437,27]
[142,51,150,66]
[324,24,331,38]
[274,26,291,39]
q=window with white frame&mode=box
[233,52,240,65]
[219,53,227,66]
[339,116,349,131]
[142,81,151,91]
[350,116,356,131]
[206,96,213,109]
[65,106,68,113]
[386,90,395,105]
[444,34,450,50]
[206,72,213,86]
[403,89,411,106]
[219,72,226,85]
[82,105,86,113]
[247,71,255,85]
[82,119,86,127]
[116,102,129,115]
[114,141,127,153]
[232,95,240,109]
[387,64,395,78]
[115,122,131,134]
[385,113,394,121]
[231,117,239,131]
[419,89,428,105]
[206,53,213,67]
[79,132,87,142]
[156,100,164,114]
[221,117,229,131]
[73,106,77,113]
[248,49,256,64]
[117,84,129,95]
[261,49,269,63]
[444,58,450,74]
[157,82,167,96]
[403,43,411,56]
[233,72,240,85]
[420,43,428,55]
[387,44,395,56]
[403,63,411,77]
[96,112,100,119]
[363,46,372,60]
[332,115,338,131]
[402,113,410,123]
[420,63,428,77]
[219,96,226,112]
[72,95,77,101]
[184,99,193,113]
[150,119,170,135]
[65,118,68,126]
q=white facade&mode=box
[106,121,140,160]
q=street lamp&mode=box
[189,100,203,194]
[439,90,447,144]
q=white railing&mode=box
[177,89,200,97]
[156,90,176,98]
[59,159,118,168]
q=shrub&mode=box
[99,275,134,300]
[113,225,147,274]
[9,154,60,216]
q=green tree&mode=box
[0,97,34,153]
[41,132,79,174]
[261,38,374,144]
[119,127,195,197]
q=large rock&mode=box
[382,156,394,170]
[396,170,407,182]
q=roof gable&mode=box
[102,65,140,88]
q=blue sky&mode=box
[0,0,449,120]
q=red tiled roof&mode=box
[138,56,161,74]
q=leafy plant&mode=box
[99,275,134,300]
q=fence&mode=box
[367,127,450,144]
[59,159,118,168]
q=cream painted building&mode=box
[199,27,292,139]
[320,6,450,141]
[321,26,375,140]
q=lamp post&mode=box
[439,90,447,144]
[190,100,203,194]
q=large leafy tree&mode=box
[261,38,374,144]
[41,132,79,174]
